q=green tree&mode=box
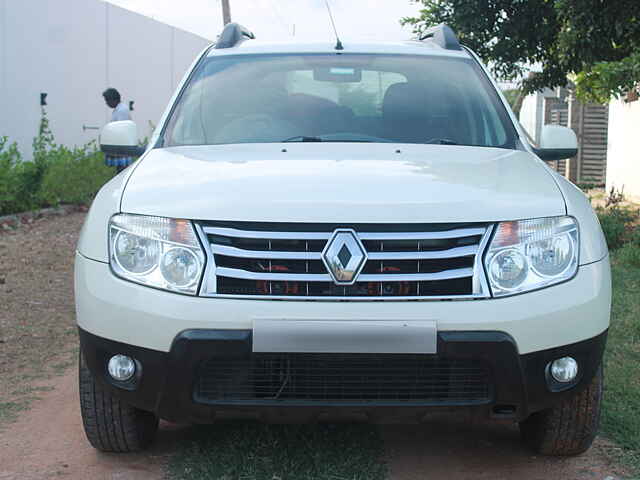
[402,0,640,102]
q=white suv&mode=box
[75,23,610,455]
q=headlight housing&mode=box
[484,216,579,297]
[109,214,205,295]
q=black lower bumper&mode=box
[79,328,607,423]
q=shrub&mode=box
[0,137,24,215]
[617,243,640,268]
[577,181,604,192]
[629,225,640,247]
[597,207,635,250]
[37,144,113,206]
[605,185,626,207]
[0,109,115,216]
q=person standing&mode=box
[103,88,131,121]
[102,88,133,173]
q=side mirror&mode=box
[533,125,578,161]
[100,120,146,157]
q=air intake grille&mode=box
[194,353,492,405]
[197,222,491,299]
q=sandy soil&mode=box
[0,369,176,480]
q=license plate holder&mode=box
[252,319,437,354]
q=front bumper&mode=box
[75,253,611,355]
[80,327,607,423]
[75,252,610,423]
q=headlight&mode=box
[484,216,579,297]
[109,214,205,295]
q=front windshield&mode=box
[163,53,516,148]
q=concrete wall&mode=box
[606,98,640,200]
[0,0,210,159]
[518,92,543,143]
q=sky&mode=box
[106,0,423,42]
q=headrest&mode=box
[382,83,427,120]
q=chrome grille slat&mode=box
[202,226,485,241]
[358,228,485,240]
[212,243,477,260]
[359,268,473,282]
[203,226,331,240]
[368,245,477,260]
[215,267,473,282]
[196,222,493,300]
[216,268,333,282]
[211,244,322,260]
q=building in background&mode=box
[606,94,640,200]
[519,88,609,185]
[0,0,210,159]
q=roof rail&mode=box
[419,24,461,51]
[215,22,255,49]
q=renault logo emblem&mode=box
[322,229,367,285]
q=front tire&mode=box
[519,366,603,456]
[79,352,158,452]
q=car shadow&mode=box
[381,416,620,480]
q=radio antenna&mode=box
[324,0,343,51]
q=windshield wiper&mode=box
[282,136,323,142]
[282,135,378,143]
[426,138,458,145]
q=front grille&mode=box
[197,222,491,299]
[194,354,492,405]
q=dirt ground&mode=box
[0,211,83,425]
[0,370,172,480]
[0,213,628,479]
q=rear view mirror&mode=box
[533,125,578,161]
[313,67,362,83]
[100,120,146,157]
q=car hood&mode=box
[121,143,565,223]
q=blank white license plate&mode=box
[252,319,437,354]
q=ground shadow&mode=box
[382,416,622,480]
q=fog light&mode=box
[108,354,136,381]
[550,356,578,383]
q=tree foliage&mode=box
[402,0,640,102]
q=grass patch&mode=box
[0,401,29,426]
[167,422,386,480]
[0,386,56,430]
[9,385,54,397]
[602,249,640,475]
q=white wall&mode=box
[519,92,543,143]
[606,98,640,200]
[0,0,210,159]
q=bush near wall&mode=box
[37,144,113,207]
[597,207,638,250]
[0,111,115,216]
